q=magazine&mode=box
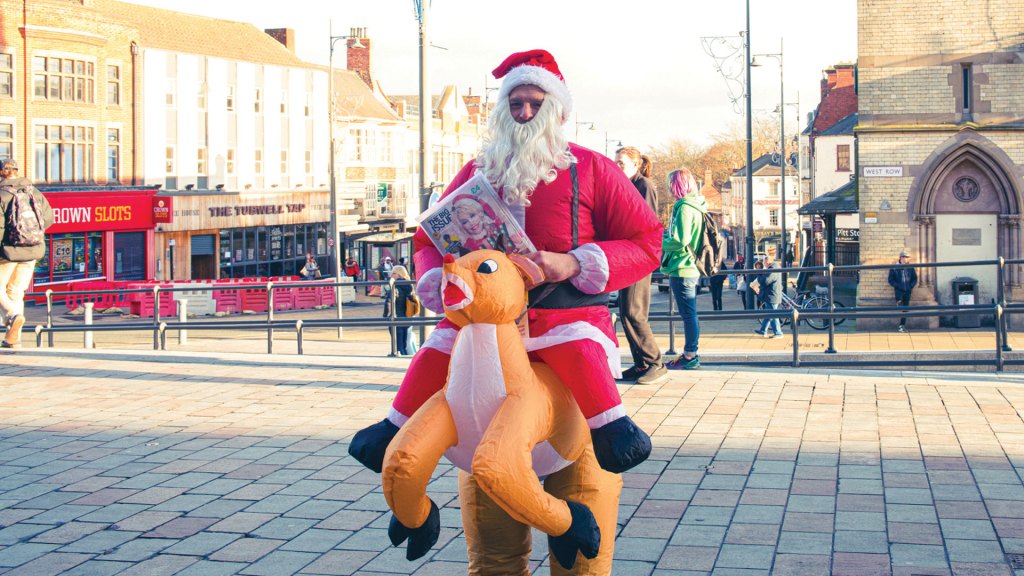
[416,173,536,257]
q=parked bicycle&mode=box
[759,289,846,330]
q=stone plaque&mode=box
[951,228,982,246]
[953,176,980,202]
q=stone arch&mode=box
[908,133,1023,290]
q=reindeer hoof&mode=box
[348,418,400,473]
[591,415,652,473]
[548,500,600,570]
[388,499,440,561]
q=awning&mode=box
[798,180,858,216]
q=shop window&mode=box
[0,52,12,98]
[37,232,103,284]
[0,123,12,162]
[113,231,145,280]
[837,144,851,172]
[34,124,94,183]
[106,64,120,105]
[32,55,93,103]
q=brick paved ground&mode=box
[2,349,1024,575]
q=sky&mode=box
[124,0,858,152]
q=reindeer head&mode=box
[441,250,545,328]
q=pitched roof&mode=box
[100,0,307,67]
[332,70,400,121]
[798,179,858,215]
[818,113,858,137]
[733,153,797,177]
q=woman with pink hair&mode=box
[660,168,707,370]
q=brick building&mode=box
[857,0,1024,327]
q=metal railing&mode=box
[22,257,1023,371]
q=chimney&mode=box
[347,27,372,87]
[704,169,714,189]
[265,28,295,53]
[820,67,838,98]
[834,64,856,88]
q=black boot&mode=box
[348,419,400,473]
[590,415,652,473]
[388,499,440,561]
[547,500,601,570]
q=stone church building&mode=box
[857,0,1024,327]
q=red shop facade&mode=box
[34,186,161,292]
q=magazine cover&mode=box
[416,173,536,257]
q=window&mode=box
[34,124,94,183]
[769,209,779,227]
[106,65,120,105]
[0,123,12,162]
[280,150,288,173]
[305,94,312,117]
[769,181,780,197]
[348,128,363,161]
[304,150,312,175]
[255,149,263,174]
[227,148,236,174]
[197,148,206,175]
[106,128,119,181]
[254,88,262,113]
[962,64,972,113]
[0,52,12,98]
[836,144,851,171]
[165,78,176,106]
[165,146,174,174]
[280,90,288,114]
[32,56,94,103]
[380,131,393,163]
[226,85,235,112]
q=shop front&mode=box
[154,190,336,280]
[34,186,160,292]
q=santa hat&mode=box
[492,49,572,123]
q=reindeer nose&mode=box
[443,254,456,264]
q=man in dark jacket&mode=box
[752,255,783,338]
[888,250,918,333]
[0,159,54,348]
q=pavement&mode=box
[3,348,1024,575]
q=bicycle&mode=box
[759,290,846,331]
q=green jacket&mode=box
[660,194,707,279]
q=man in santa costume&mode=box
[350,49,663,476]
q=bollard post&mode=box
[296,320,304,355]
[996,304,1004,372]
[45,289,54,348]
[998,257,1012,352]
[35,325,42,348]
[153,285,162,324]
[84,302,94,349]
[388,279,397,357]
[825,263,837,354]
[159,322,167,350]
[267,282,274,355]
[791,308,800,368]
[178,298,188,345]
[336,278,344,340]
[666,280,677,356]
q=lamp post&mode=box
[575,120,594,141]
[753,40,789,270]
[744,0,754,309]
[328,22,365,337]
[604,132,622,157]
[414,1,432,216]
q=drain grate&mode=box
[1007,554,1024,569]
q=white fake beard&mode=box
[475,98,572,207]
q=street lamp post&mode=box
[604,132,622,157]
[744,0,755,309]
[415,1,432,215]
[575,120,594,141]
[753,40,788,270]
[328,23,365,338]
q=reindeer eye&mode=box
[476,259,498,274]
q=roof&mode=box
[101,0,307,67]
[798,179,858,215]
[733,153,797,178]
[333,70,400,121]
[818,113,858,137]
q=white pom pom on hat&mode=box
[492,49,573,123]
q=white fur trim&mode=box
[416,268,445,314]
[422,327,458,355]
[586,405,626,429]
[498,65,573,123]
[387,407,409,427]
[523,320,622,379]
[569,244,610,294]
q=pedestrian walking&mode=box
[0,159,54,349]
[344,255,360,279]
[386,265,415,355]
[709,269,726,311]
[888,249,917,333]
[661,168,706,370]
[614,146,666,384]
[733,255,749,309]
[752,255,784,338]
[300,253,320,279]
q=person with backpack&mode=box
[613,146,666,385]
[0,159,54,348]
[661,168,707,370]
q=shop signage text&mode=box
[46,192,156,233]
[836,228,860,241]
[863,166,903,177]
[153,197,173,224]
[208,204,306,217]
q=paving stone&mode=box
[300,549,376,575]
[239,549,318,575]
[612,536,669,562]
[173,559,250,576]
[724,523,778,545]
[208,536,284,563]
[669,524,726,547]
[58,528,139,554]
[833,530,889,553]
[835,510,887,531]
[771,553,831,576]
[888,521,943,545]
[681,506,734,526]
[61,559,135,575]
[831,551,892,576]
[162,531,240,556]
[777,530,832,554]
[657,545,718,572]
[890,543,949,568]
[715,543,774,569]
[944,538,1005,563]
[113,553,198,575]
[0,542,59,568]
[143,516,219,539]
[5,551,92,574]
[98,537,177,561]
[250,517,317,540]
[939,518,998,540]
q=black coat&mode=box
[888,267,917,293]
[385,283,414,317]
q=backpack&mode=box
[686,208,726,277]
[3,185,46,248]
